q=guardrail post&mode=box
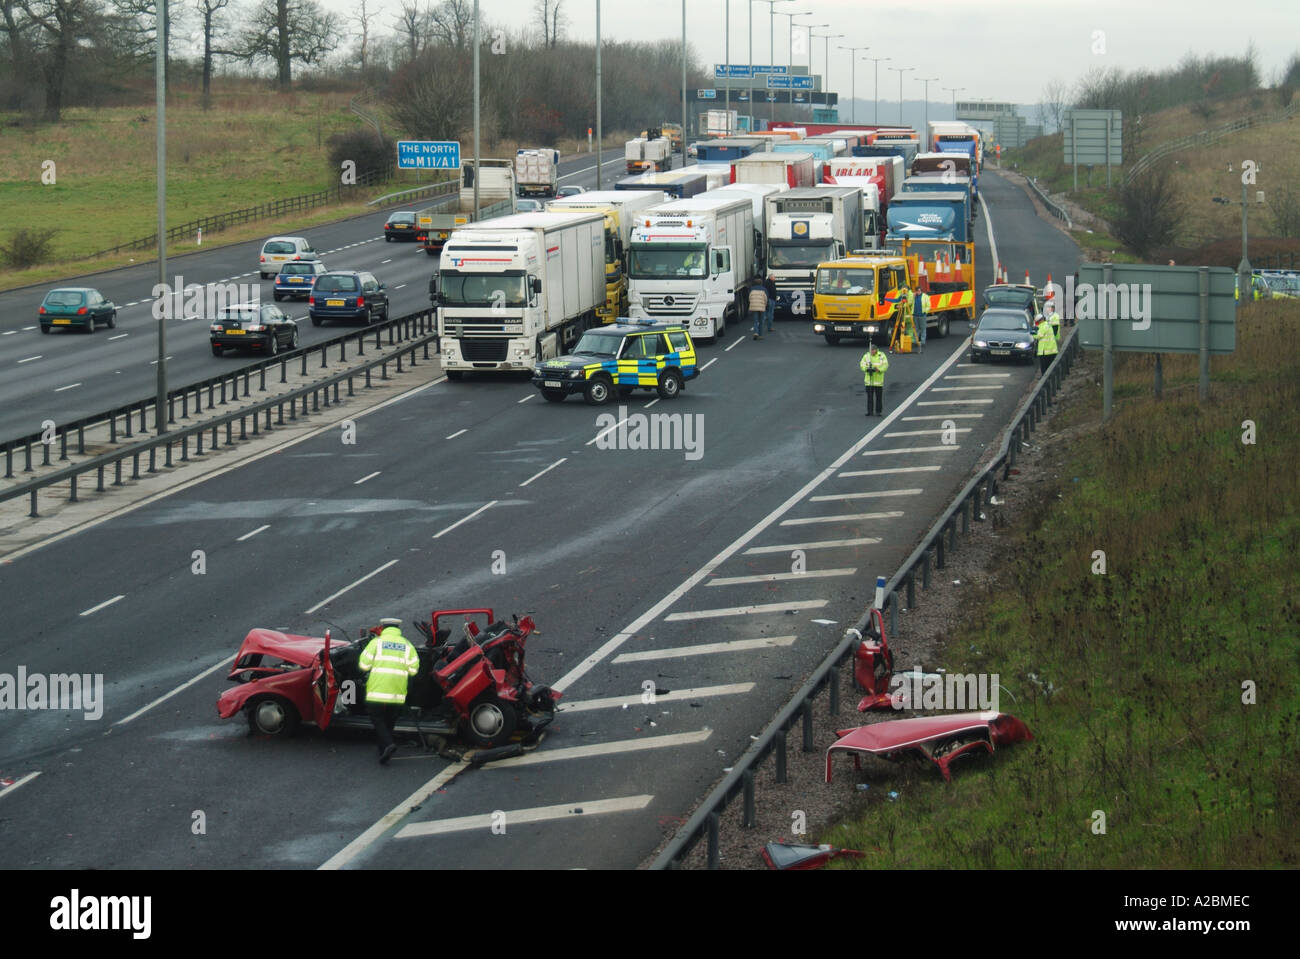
[259,367,267,392]
[252,411,260,436]
[212,424,218,448]
[742,770,756,828]
[240,415,248,441]
[29,489,37,518]
[333,383,341,404]
[181,435,189,462]
[168,395,175,425]
[114,459,123,486]
[906,570,916,609]
[165,442,173,468]
[42,438,51,467]
[396,350,404,373]
[226,421,233,445]
[243,370,251,397]
[196,430,203,455]
[321,345,328,370]
[278,401,285,425]
[59,429,68,461]
[181,392,189,419]
[801,701,814,752]
[381,361,389,381]
[77,423,86,456]
[139,403,147,435]
[69,473,78,502]
[289,398,297,421]
[356,333,365,357]
[921,552,931,589]
[24,439,32,472]
[220,379,227,405]
[301,352,308,378]
[388,324,396,347]
[280,359,288,384]
[775,730,788,784]
[97,465,104,492]
[5,444,12,479]
[889,590,899,636]
[109,413,117,444]
[340,340,347,364]
[322,385,331,409]
[347,375,355,397]
[706,813,720,869]
[149,448,157,473]
[133,452,141,479]
[265,409,272,432]
[829,666,840,714]
[961,498,970,534]
[936,531,945,569]
[365,369,372,389]
[374,329,381,351]
[312,390,320,413]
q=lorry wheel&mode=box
[584,375,613,405]
[425,248,436,256]
[541,389,566,402]
[446,370,464,381]
[656,370,683,400]
[824,334,841,345]
[467,693,517,748]
[247,696,300,737]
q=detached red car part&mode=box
[825,711,1033,783]
[216,609,561,748]
[853,607,896,711]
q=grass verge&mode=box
[825,302,1300,868]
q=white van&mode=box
[259,236,319,279]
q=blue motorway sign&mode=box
[766,74,814,90]
[714,64,789,79]
[697,89,717,99]
[397,140,461,170]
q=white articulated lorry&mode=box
[435,211,605,379]
[764,186,864,316]
[625,192,756,342]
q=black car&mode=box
[970,308,1035,364]
[982,283,1041,325]
[308,272,389,326]
[210,303,299,357]
[384,211,419,241]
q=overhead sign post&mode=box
[397,140,462,170]
[1063,109,1121,192]
[1076,263,1236,419]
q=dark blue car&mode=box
[308,271,390,326]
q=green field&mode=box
[827,303,1300,868]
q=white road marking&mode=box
[445,428,468,439]
[519,458,567,487]
[810,488,922,501]
[561,683,755,712]
[114,656,232,726]
[54,383,82,392]
[724,336,746,352]
[320,763,467,870]
[22,325,36,330]
[931,385,1003,391]
[305,559,399,614]
[2,330,16,336]
[395,795,655,839]
[917,399,993,405]
[79,595,125,616]
[745,538,879,554]
[236,524,270,541]
[708,568,856,586]
[148,356,173,365]
[395,284,408,290]
[587,412,633,446]
[664,600,828,622]
[900,414,982,422]
[381,259,393,264]
[517,394,534,403]
[613,636,796,663]
[108,333,129,341]
[484,729,714,767]
[644,398,660,409]
[17,355,41,363]
[884,428,971,438]
[354,471,382,485]
[0,772,42,801]
[553,334,972,691]
[780,510,905,527]
[862,446,959,455]
[839,466,940,477]
[699,357,718,372]
[432,501,497,539]
[946,373,1011,379]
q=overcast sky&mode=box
[338,0,1298,105]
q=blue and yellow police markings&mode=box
[582,350,697,385]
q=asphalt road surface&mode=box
[0,168,1080,869]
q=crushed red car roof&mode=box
[826,711,1033,783]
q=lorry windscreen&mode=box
[816,269,874,295]
[769,242,838,268]
[628,244,708,279]
[438,271,528,307]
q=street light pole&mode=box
[724,0,729,118]
[682,0,687,153]
[154,0,167,433]
[839,45,868,124]
[595,0,602,188]
[773,10,800,122]
[943,85,964,119]
[917,76,937,136]
[864,55,889,125]
[472,0,480,217]
[888,65,913,125]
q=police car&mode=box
[532,319,699,404]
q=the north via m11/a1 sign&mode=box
[397,140,462,170]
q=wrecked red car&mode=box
[217,609,561,748]
[826,711,1033,783]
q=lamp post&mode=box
[864,55,889,125]
[595,0,602,188]
[888,65,913,125]
[943,84,964,119]
[838,45,868,123]
[681,0,687,154]
[773,9,800,122]
[917,76,937,135]
[811,30,841,92]
[791,14,823,69]
[750,0,796,124]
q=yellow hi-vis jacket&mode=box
[358,626,420,704]
[1035,320,1059,357]
[860,349,889,386]
[1047,309,1062,338]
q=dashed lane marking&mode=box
[395,795,655,839]
[613,636,796,663]
[665,600,827,622]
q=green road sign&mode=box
[1077,263,1236,354]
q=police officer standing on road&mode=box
[1046,301,1062,340]
[359,617,421,764]
[860,341,889,416]
[1034,312,1059,375]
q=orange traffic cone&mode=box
[955,255,963,279]
[917,260,929,293]
[1024,270,1031,286]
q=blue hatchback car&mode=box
[308,271,390,326]
[274,261,327,301]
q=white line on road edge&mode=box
[862,445,959,456]
[17,355,41,364]
[0,771,41,800]
[483,729,714,768]
[745,538,879,554]
[108,333,129,341]
[395,795,655,839]
[981,191,999,273]
[114,656,232,726]
[561,683,755,713]
[445,428,467,439]
[79,595,125,616]
[665,600,828,622]
[613,636,796,663]
[517,394,534,403]
[587,412,632,446]
[699,358,718,372]
[780,510,905,527]
[708,568,855,587]
[724,336,746,352]
[354,471,382,485]
[839,466,941,477]
[54,383,82,392]
[519,458,567,488]
[320,763,467,869]
[236,524,270,541]
[305,559,399,613]
[917,399,993,406]
[553,336,971,692]
[810,488,922,501]
[432,501,497,539]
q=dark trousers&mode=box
[1038,354,1054,374]
[866,384,883,415]
[368,702,400,752]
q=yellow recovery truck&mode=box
[810,238,975,349]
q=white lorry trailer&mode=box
[625,192,756,342]
[764,186,864,316]
[545,190,662,322]
[435,211,605,378]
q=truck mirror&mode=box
[531,277,542,294]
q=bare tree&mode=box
[1112,166,1183,258]
[428,0,471,51]
[193,0,230,102]
[392,0,426,63]
[1269,187,1300,239]
[1041,78,1068,133]
[387,44,471,140]
[533,0,564,48]
[19,0,105,120]
[349,0,375,71]
[235,0,336,90]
